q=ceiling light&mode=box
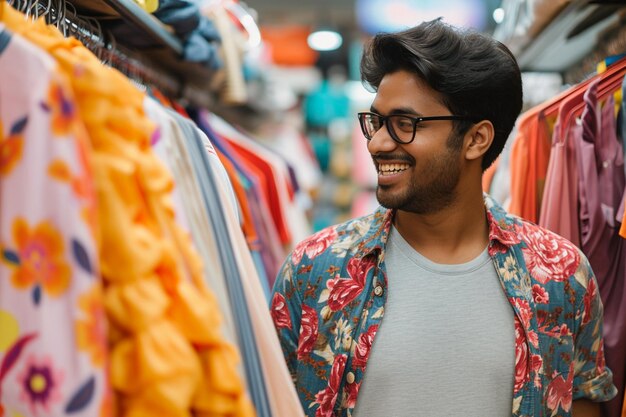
[307,30,343,52]
[493,8,505,24]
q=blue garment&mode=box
[106,0,221,68]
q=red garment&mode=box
[214,147,259,247]
[223,135,294,246]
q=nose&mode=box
[366,123,398,155]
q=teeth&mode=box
[378,163,410,175]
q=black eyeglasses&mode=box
[357,112,471,144]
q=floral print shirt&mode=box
[271,195,617,417]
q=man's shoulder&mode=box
[485,195,581,257]
[504,213,591,290]
[515,216,578,249]
[288,208,388,267]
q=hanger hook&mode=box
[104,30,116,66]
[40,0,53,23]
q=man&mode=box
[270,20,616,417]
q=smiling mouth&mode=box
[378,163,410,176]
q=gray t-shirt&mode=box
[354,226,515,417]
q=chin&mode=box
[375,187,409,210]
[376,187,457,215]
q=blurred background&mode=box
[219,0,624,231]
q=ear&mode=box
[464,120,494,162]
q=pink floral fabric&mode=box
[0,29,107,416]
[271,194,616,417]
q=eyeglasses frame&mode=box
[357,111,472,144]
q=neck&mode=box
[393,184,489,264]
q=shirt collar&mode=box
[484,193,522,249]
[353,206,394,261]
[356,194,521,260]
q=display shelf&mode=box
[70,0,217,106]
[514,1,625,72]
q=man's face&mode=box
[367,70,464,215]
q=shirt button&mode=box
[374,285,384,297]
[346,371,355,384]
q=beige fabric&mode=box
[205,6,247,104]
[215,160,305,417]
[144,97,239,348]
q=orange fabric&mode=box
[621,213,626,239]
[261,26,318,66]
[508,118,530,215]
[150,88,174,108]
[508,109,552,223]
[0,5,255,417]
[214,146,260,247]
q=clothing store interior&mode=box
[1,0,626,416]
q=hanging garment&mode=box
[539,103,581,247]
[144,97,239,348]
[619,73,626,238]
[508,110,552,223]
[194,111,286,282]
[204,142,272,297]
[209,113,295,247]
[185,118,273,299]
[0,27,108,417]
[575,80,626,417]
[0,5,255,416]
[213,155,307,417]
[156,107,257,417]
[255,123,322,197]
[489,129,514,209]
[180,119,272,417]
[212,131,284,280]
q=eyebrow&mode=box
[369,105,422,116]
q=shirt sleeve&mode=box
[270,255,303,382]
[572,256,618,402]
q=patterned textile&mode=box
[0,3,255,416]
[0,28,108,416]
[271,194,617,417]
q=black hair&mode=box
[360,19,523,171]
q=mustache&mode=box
[372,153,414,163]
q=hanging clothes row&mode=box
[190,110,314,293]
[0,2,305,416]
[485,56,626,417]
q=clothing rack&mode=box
[495,0,626,73]
[6,0,217,106]
[99,0,182,54]
[564,15,626,84]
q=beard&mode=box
[375,145,461,215]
